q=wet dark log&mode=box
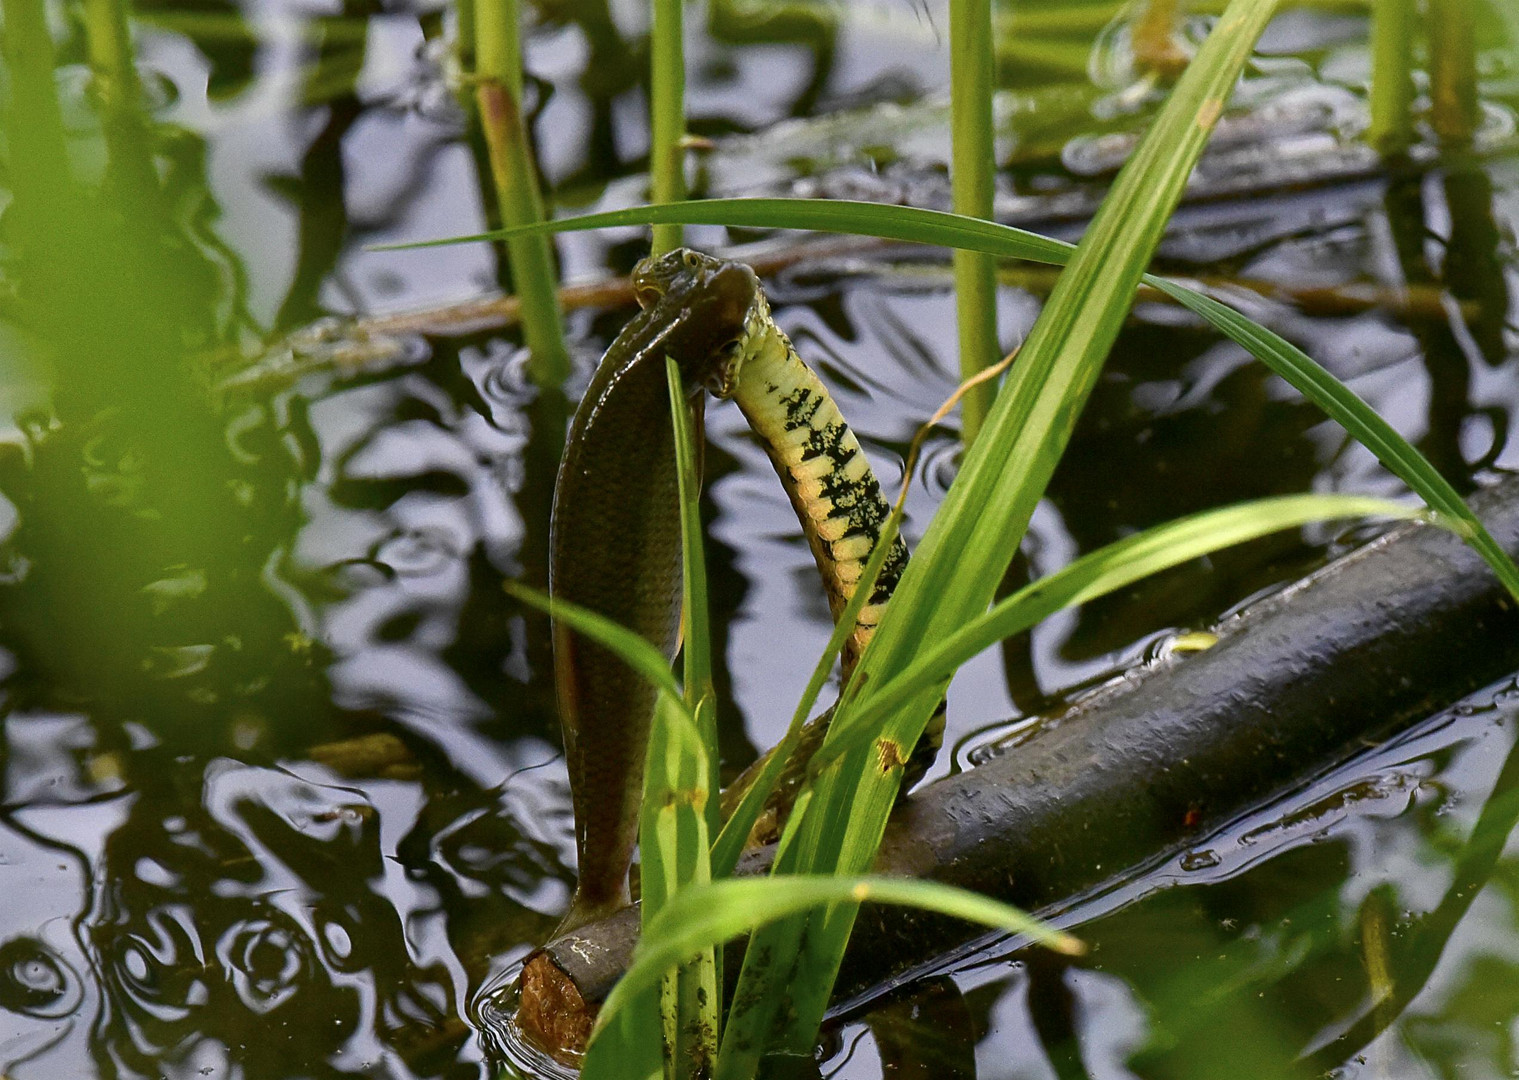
[513,473,1519,1055]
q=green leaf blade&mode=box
[598,874,1082,1043]
[424,201,1519,605]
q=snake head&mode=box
[631,248,762,400]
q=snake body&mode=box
[722,286,908,675]
[551,248,926,933]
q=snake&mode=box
[549,247,935,933]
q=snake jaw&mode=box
[706,291,775,399]
[703,343,742,398]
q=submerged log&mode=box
[512,474,1519,1054]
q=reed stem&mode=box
[649,0,686,256]
[1368,0,1416,154]
[949,0,999,447]
[454,0,476,72]
[474,0,571,388]
[80,0,168,208]
[1427,0,1479,145]
[2,0,70,202]
[1132,0,1190,78]
[83,0,142,114]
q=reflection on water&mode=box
[2,0,1519,1076]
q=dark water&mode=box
[3,0,1519,1076]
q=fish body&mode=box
[551,248,935,932]
[550,251,760,932]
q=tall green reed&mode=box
[83,0,143,117]
[454,0,476,68]
[1368,0,1416,153]
[3,0,69,208]
[648,6,709,1067]
[653,357,720,1071]
[474,0,570,388]
[949,0,1000,445]
[649,0,687,255]
[1429,0,1480,143]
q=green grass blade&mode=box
[648,0,686,255]
[639,693,714,917]
[504,581,684,703]
[373,197,1075,260]
[1146,281,1519,599]
[637,692,719,1078]
[667,357,718,827]
[472,0,570,387]
[508,562,719,1076]
[819,494,1426,764]
[949,0,999,444]
[664,354,722,1077]
[1367,0,1416,154]
[593,874,1082,1041]
[3,0,72,215]
[579,981,664,1080]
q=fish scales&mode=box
[550,321,686,930]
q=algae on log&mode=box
[512,474,1519,1053]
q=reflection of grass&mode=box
[1371,0,1483,153]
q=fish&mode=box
[549,250,760,932]
[549,247,932,932]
